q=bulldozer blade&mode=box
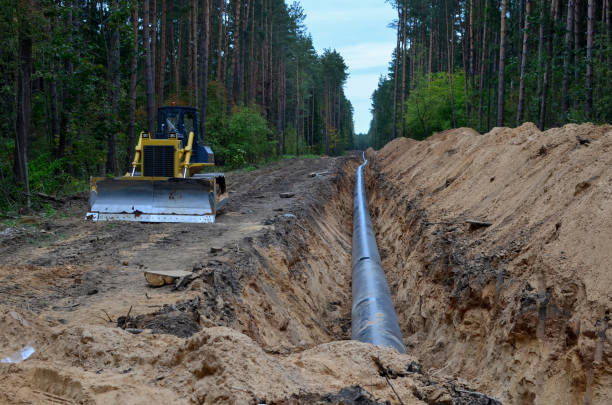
[86,176,227,223]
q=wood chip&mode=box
[308,171,329,177]
[144,270,192,287]
[466,220,493,228]
[19,216,38,225]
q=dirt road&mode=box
[0,156,353,341]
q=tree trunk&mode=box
[262,0,267,114]
[227,0,238,110]
[282,60,286,155]
[487,31,494,131]
[276,56,282,156]
[200,0,211,141]
[497,0,508,127]
[339,89,342,139]
[428,4,434,77]
[585,0,594,117]
[58,1,74,159]
[392,5,400,139]
[574,0,580,83]
[536,0,546,127]
[295,56,299,155]
[446,0,457,128]
[15,3,32,208]
[326,85,330,154]
[192,0,198,108]
[400,5,407,137]
[517,0,531,125]
[151,0,157,105]
[157,0,167,107]
[248,0,255,102]
[106,0,121,175]
[223,5,230,104]
[462,7,470,126]
[49,63,60,151]
[539,0,559,130]
[231,0,242,107]
[478,0,489,132]
[561,0,575,121]
[143,0,156,133]
[239,0,249,103]
[216,0,225,84]
[127,0,139,169]
[603,0,612,70]
[187,5,194,105]
[469,0,475,121]
[174,17,181,101]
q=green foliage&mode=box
[1,0,355,214]
[353,133,371,151]
[228,107,273,162]
[368,0,612,150]
[28,152,88,196]
[404,72,466,140]
[207,106,274,169]
[0,142,87,213]
[0,139,18,212]
[279,153,320,160]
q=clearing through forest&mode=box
[1,123,611,405]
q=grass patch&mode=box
[278,154,320,160]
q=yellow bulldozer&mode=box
[87,106,227,223]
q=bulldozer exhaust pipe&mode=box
[351,153,406,353]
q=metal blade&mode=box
[87,178,216,222]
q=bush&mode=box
[225,107,274,168]
[404,71,467,140]
[0,140,88,213]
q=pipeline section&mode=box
[351,153,406,353]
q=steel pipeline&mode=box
[351,152,406,353]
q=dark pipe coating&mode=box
[351,153,406,353]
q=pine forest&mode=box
[1,0,354,210]
[367,0,612,147]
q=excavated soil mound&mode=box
[366,123,612,404]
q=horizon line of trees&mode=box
[1,0,355,211]
[366,0,611,148]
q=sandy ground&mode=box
[1,123,610,404]
[2,156,475,405]
[367,123,612,404]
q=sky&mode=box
[299,0,397,134]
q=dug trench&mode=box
[1,155,495,405]
[0,123,610,404]
[363,123,611,405]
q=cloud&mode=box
[306,7,395,24]
[346,73,383,101]
[339,42,396,71]
[346,73,385,133]
[300,0,397,133]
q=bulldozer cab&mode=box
[157,106,199,146]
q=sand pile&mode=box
[0,305,501,404]
[366,123,611,404]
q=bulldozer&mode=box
[87,106,227,223]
